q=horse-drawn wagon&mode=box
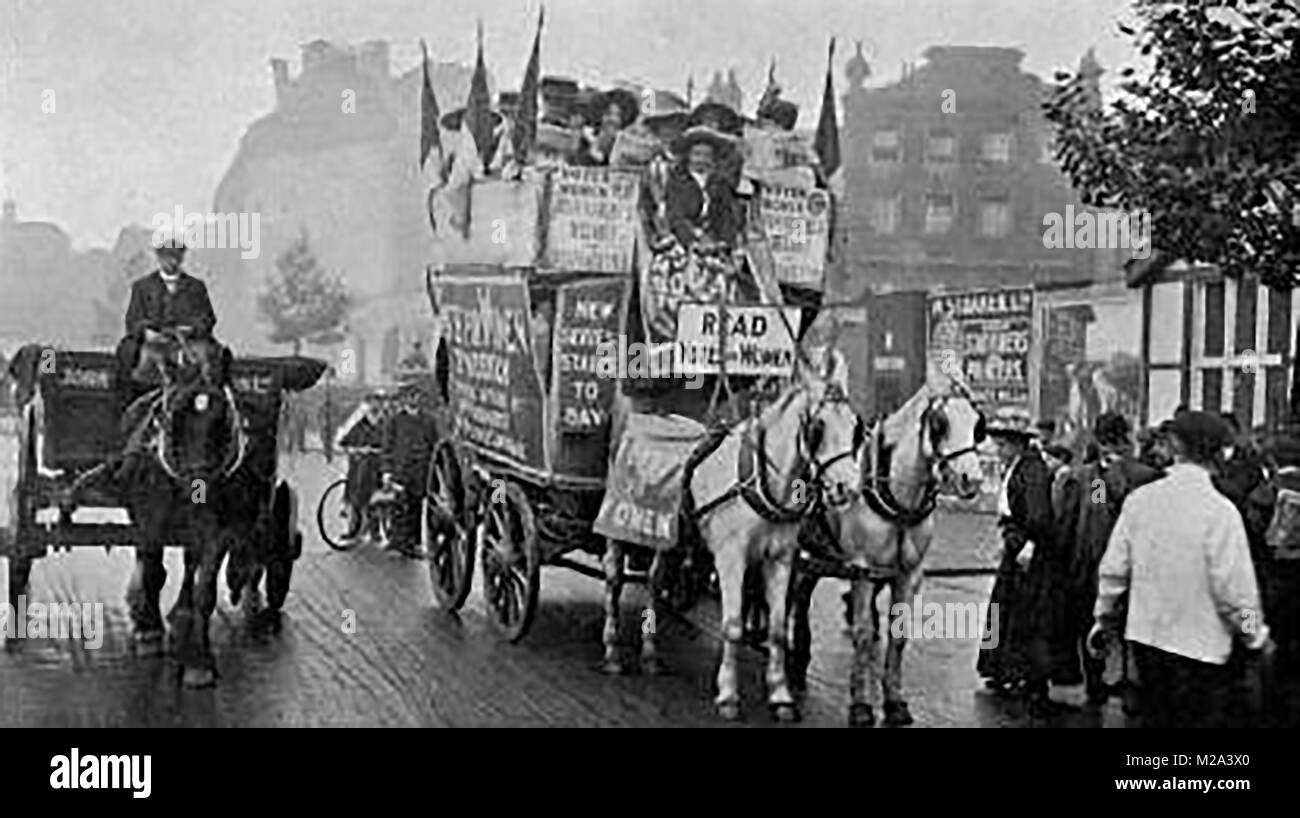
[4,345,325,657]
[418,160,834,688]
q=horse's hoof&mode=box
[716,700,743,722]
[883,701,913,727]
[640,656,668,676]
[770,702,801,723]
[181,666,217,689]
[599,657,627,676]
[848,703,875,728]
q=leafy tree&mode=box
[1045,0,1300,289]
[258,230,351,355]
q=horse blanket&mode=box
[593,412,709,551]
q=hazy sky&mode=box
[1,0,1137,248]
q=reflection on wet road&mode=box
[1,445,1125,727]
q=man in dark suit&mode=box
[112,233,222,481]
[664,125,742,250]
[117,234,218,389]
[1056,412,1164,704]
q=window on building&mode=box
[1267,366,1289,429]
[927,130,955,162]
[1268,286,1292,355]
[1204,281,1226,358]
[1039,134,1056,164]
[872,196,900,235]
[872,129,901,163]
[1234,370,1255,428]
[981,132,1012,162]
[1202,368,1223,414]
[976,197,1011,238]
[925,193,954,234]
[1235,276,1258,354]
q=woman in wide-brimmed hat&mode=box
[663,125,742,249]
[579,87,641,166]
[687,100,744,136]
[977,417,1074,715]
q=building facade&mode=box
[207,40,478,383]
[1130,258,1296,430]
[834,45,1128,418]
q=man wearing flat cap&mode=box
[1090,410,1272,727]
[117,230,218,392]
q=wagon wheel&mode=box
[479,480,540,643]
[7,411,38,609]
[265,482,298,612]
[424,441,475,611]
[316,477,362,551]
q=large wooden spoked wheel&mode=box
[424,441,475,611]
[479,480,540,643]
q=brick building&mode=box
[832,45,1127,418]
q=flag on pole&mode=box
[814,37,841,180]
[419,39,444,181]
[465,20,495,170]
[513,7,545,165]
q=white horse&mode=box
[788,363,986,726]
[602,359,866,722]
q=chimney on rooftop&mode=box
[271,58,290,103]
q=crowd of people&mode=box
[977,407,1296,726]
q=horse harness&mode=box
[858,395,985,530]
[687,387,866,526]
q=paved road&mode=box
[0,438,1127,727]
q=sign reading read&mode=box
[928,287,1034,421]
[545,166,640,274]
[435,277,546,468]
[676,303,802,376]
[554,278,626,433]
[758,170,829,288]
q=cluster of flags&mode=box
[419,13,841,189]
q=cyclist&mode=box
[335,389,390,541]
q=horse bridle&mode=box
[921,395,986,471]
[156,384,248,482]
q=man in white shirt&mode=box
[1090,410,1273,727]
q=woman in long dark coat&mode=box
[977,424,1071,716]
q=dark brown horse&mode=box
[121,335,249,688]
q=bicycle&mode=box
[316,446,404,551]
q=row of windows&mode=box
[1199,366,1290,430]
[1201,278,1292,358]
[871,194,1013,237]
[868,129,1053,164]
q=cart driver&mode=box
[116,230,219,394]
[112,230,227,484]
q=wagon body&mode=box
[3,345,326,606]
[422,159,828,641]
